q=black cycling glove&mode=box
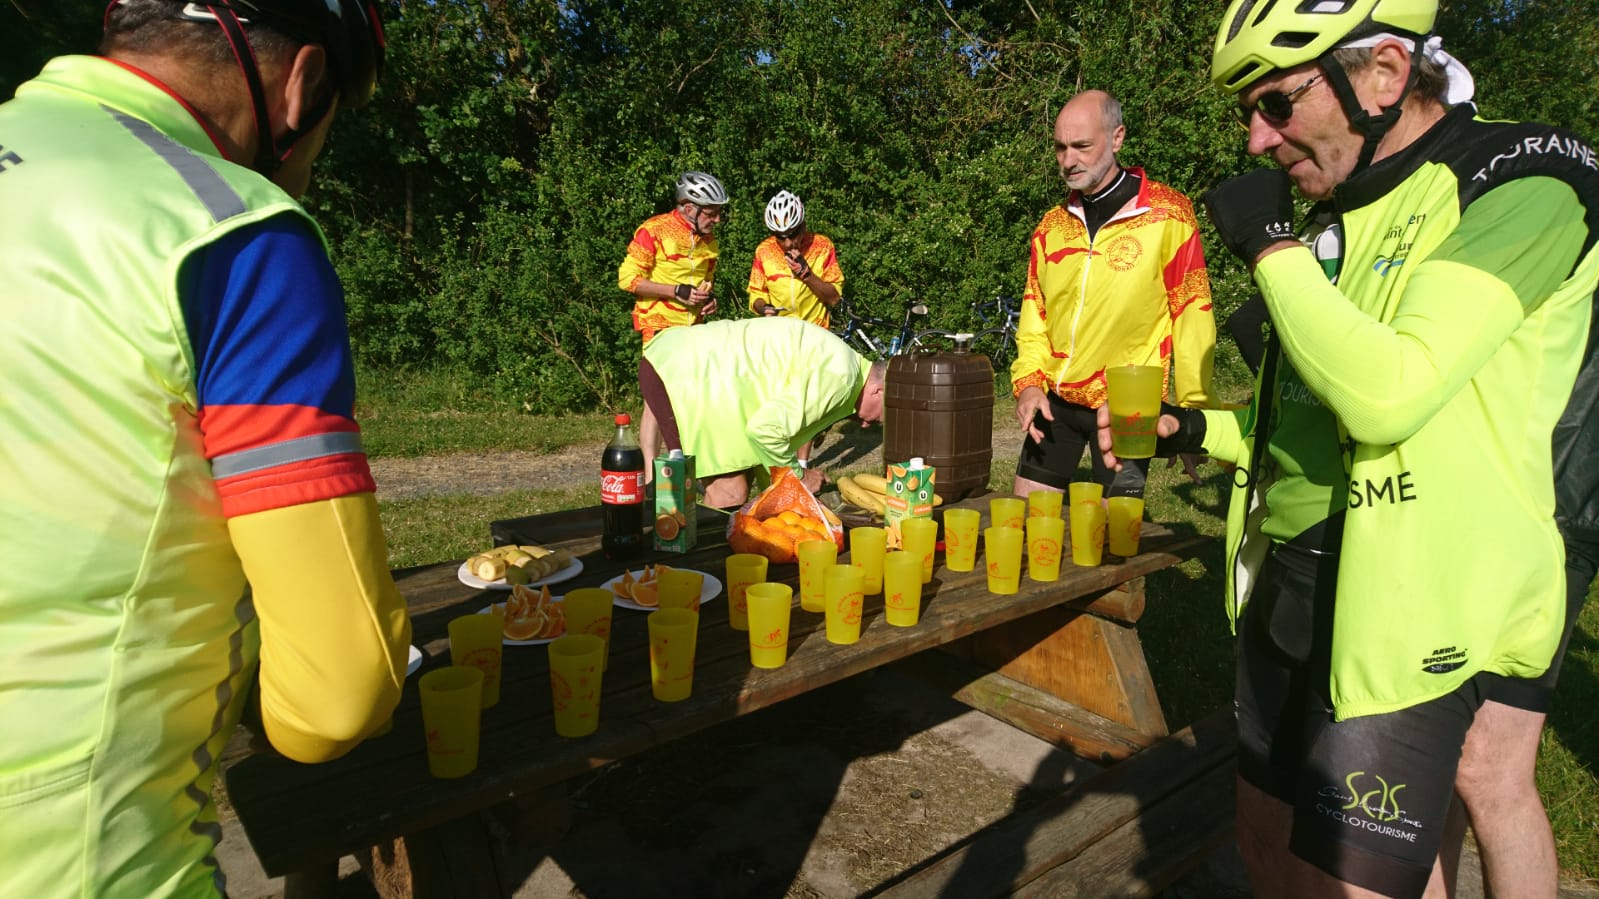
[674,284,694,304]
[1154,404,1207,457]
[1202,169,1297,264]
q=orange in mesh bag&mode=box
[726,467,845,563]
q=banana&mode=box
[837,476,888,516]
[854,473,890,494]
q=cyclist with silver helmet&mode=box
[1099,1,1599,894]
[748,190,844,327]
[619,170,727,476]
[0,2,409,894]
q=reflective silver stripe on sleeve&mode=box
[211,432,366,478]
[107,107,247,222]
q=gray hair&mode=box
[1329,46,1449,105]
[101,0,301,71]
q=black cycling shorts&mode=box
[1236,539,1486,899]
[1015,393,1148,497]
[1480,535,1597,712]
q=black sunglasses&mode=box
[773,226,804,240]
[1234,73,1323,129]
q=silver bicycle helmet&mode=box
[764,190,805,232]
[675,171,729,206]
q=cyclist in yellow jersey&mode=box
[749,191,844,327]
[748,190,847,469]
[1099,1,1599,894]
[1010,90,1217,504]
[618,170,726,479]
[0,2,409,896]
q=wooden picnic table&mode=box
[222,497,1211,897]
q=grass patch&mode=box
[357,363,616,458]
[379,485,593,568]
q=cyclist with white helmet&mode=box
[619,170,727,477]
[1099,0,1599,894]
[1,1,409,894]
[748,190,844,327]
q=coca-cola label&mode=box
[601,470,644,505]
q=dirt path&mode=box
[368,419,1031,501]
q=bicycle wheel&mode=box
[969,327,1016,376]
[909,329,960,353]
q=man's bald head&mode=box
[1054,90,1126,194]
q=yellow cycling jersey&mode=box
[618,210,719,339]
[746,233,844,327]
[1011,170,1216,409]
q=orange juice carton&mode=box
[882,458,935,547]
[653,451,698,553]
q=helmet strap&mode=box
[1319,42,1422,174]
[207,3,280,174]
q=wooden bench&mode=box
[221,499,1212,897]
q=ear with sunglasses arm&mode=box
[1202,167,1300,266]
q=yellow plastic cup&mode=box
[899,517,938,584]
[823,564,866,644]
[943,508,981,572]
[1106,364,1163,459]
[1107,496,1145,557]
[647,608,699,702]
[849,526,887,595]
[989,496,1026,531]
[1068,481,1104,508]
[656,567,705,612]
[1026,516,1066,582]
[547,634,604,737]
[1070,500,1108,567]
[562,587,614,671]
[448,613,504,709]
[984,526,1024,594]
[745,582,793,668]
[418,666,483,779]
[724,553,769,632]
[1027,489,1063,520]
[883,552,924,627]
[797,539,837,613]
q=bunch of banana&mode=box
[836,475,888,516]
[836,472,946,517]
[466,543,574,585]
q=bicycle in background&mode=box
[833,297,941,359]
[909,294,1020,378]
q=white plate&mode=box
[406,645,423,676]
[602,568,723,612]
[478,602,565,646]
[457,555,584,591]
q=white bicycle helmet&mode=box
[675,171,729,206]
[764,190,805,232]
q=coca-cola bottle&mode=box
[601,413,645,560]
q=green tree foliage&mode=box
[4,0,1594,411]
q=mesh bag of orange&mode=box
[725,467,845,563]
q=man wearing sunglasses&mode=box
[749,190,844,328]
[619,170,727,480]
[1010,88,1217,506]
[1108,0,1599,895]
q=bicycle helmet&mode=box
[1211,0,1436,175]
[675,171,729,206]
[1210,0,1435,95]
[764,191,805,233]
[116,0,385,175]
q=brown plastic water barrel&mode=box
[883,349,994,500]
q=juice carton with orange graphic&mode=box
[653,451,697,553]
[882,458,935,547]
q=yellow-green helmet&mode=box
[1211,0,1438,94]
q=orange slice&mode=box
[631,581,659,608]
[655,514,681,540]
[611,569,636,599]
[504,607,545,640]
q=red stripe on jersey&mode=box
[199,404,361,461]
[217,453,376,518]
